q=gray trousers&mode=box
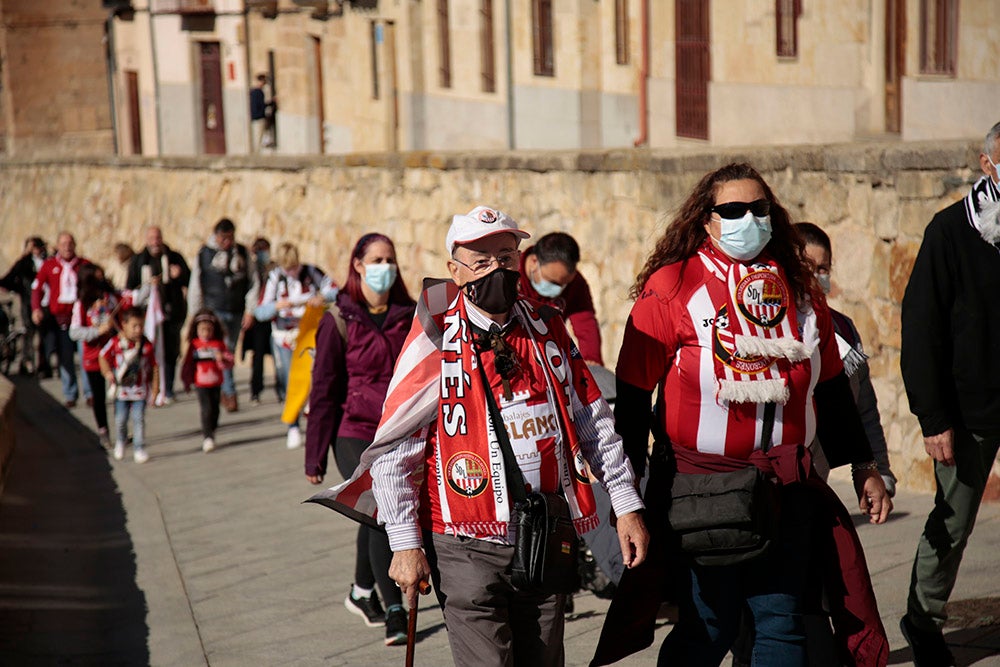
[907,427,1000,631]
[432,533,566,667]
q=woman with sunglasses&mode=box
[303,233,416,647]
[594,163,891,666]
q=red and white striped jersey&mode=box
[617,256,843,460]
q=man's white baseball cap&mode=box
[445,206,530,256]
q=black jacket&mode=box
[901,198,1000,436]
[126,246,191,323]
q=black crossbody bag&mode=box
[477,359,580,595]
[666,403,780,566]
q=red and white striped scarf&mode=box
[308,280,599,536]
[698,245,812,404]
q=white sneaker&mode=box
[202,437,215,453]
[113,441,125,461]
[286,426,302,450]
[133,448,149,464]
[98,428,111,450]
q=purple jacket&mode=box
[304,293,416,477]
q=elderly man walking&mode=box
[317,206,648,667]
[188,218,258,412]
[126,226,190,403]
[899,121,1000,667]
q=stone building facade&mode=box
[93,0,1000,157]
[1,139,998,496]
[0,0,114,156]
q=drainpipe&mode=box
[104,11,120,155]
[505,0,515,149]
[244,6,253,154]
[149,7,163,156]
[633,0,649,147]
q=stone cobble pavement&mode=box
[2,367,1000,665]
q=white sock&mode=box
[352,584,374,599]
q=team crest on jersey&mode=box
[734,269,788,328]
[713,304,774,374]
[446,452,490,498]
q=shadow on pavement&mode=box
[888,596,1000,665]
[0,377,149,664]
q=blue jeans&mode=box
[115,399,146,449]
[78,340,92,400]
[270,335,293,412]
[214,310,242,397]
[658,483,814,667]
[55,325,78,402]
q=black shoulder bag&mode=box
[476,356,580,595]
[666,403,779,566]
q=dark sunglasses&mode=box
[709,199,771,219]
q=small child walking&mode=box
[99,307,158,463]
[181,309,233,453]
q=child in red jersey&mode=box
[181,309,233,453]
[99,307,158,463]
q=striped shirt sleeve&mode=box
[370,429,430,552]
[572,393,645,518]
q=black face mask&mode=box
[463,268,521,315]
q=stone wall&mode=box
[0,140,992,495]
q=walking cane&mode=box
[405,580,431,667]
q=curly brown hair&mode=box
[630,162,812,303]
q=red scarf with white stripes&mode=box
[308,281,599,537]
[698,244,812,404]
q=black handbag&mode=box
[477,355,579,595]
[667,403,779,567]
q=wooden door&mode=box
[125,70,142,155]
[676,0,710,140]
[885,0,905,134]
[199,42,226,154]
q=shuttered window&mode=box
[776,0,800,58]
[676,0,709,140]
[481,0,496,92]
[919,0,957,75]
[532,0,554,77]
[438,0,452,88]
[615,0,629,65]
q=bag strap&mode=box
[327,302,348,342]
[760,402,776,453]
[475,350,529,505]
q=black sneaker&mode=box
[384,605,407,646]
[344,589,385,627]
[900,614,955,667]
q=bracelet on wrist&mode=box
[851,460,879,474]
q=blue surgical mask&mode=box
[815,272,832,295]
[714,212,772,261]
[256,251,270,267]
[531,265,565,298]
[364,263,397,294]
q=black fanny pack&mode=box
[668,466,778,566]
[666,402,780,567]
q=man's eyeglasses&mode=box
[453,250,520,276]
[709,199,771,220]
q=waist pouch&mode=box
[511,492,580,594]
[668,466,778,566]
